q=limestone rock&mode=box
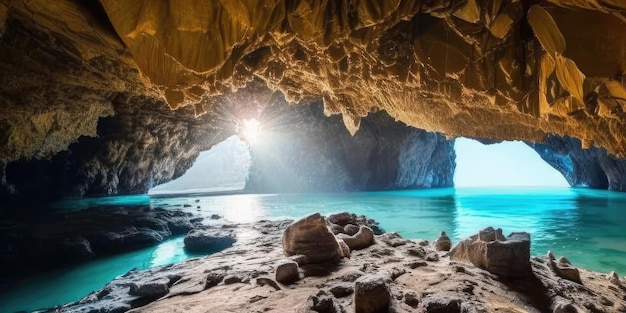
[307,290,346,313]
[433,231,452,252]
[275,260,299,285]
[354,274,390,313]
[379,232,408,247]
[183,227,236,253]
[548,256,582,284]
[449,227,531,279]
[607,271,620,285]
[129,278,170,299]
[336,226,375,251]
[282,213,341,264]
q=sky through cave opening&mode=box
[453,138,570,188]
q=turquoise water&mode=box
[3,187,626,312]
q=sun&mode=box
[241,118,261,143]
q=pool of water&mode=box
[3,187,626,312]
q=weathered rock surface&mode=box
[354,275,391,313]
[282,213,342,264]
[35,214,626,313]
[336,226,375,251]
[449,227,532,280]
[531,135,626,191]
[275,260,299,285]
[183,226,236,253]
[433,231,452,252]
[245,101,455,193]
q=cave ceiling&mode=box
[1,0,626,163]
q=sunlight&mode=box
[241,118,261,143]
[454,138,570,187]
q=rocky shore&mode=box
[36,212,626,313]
[0,205,202,281]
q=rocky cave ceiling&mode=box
[1,0,626,165]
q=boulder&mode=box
[282,213,341,264]
[328,212,356,226]
[354,274,390,313]
[433,231,452,252]
[275,260,299,285]
[336,226,375,250]
[183,227,236,253]
[129,278,170,299]
[449,227,531,279]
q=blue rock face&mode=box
[530,135,626,191]
[245,100,455,193]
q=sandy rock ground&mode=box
[45,215,626,313]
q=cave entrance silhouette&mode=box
[453,138,570,188]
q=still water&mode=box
[2,187,626,312]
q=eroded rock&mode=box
[354,274,390,313]
[282,213,341,264]
[183,227,236,253]
[433,231,452,252]
[449,227,531,279]
[336,226,375,251]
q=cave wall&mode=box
[245,100,455,193]
[530,136,626,191]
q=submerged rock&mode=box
[282,213,341,264]
[449,227,531,279]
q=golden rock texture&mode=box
[96,0,626,156]
[1,0,626,164]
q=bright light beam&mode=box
[241,118,261,143]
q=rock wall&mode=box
[245,99,455,193]
[530,136,626,191]
[0,96,227,215]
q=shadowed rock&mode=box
[433,231,452,252]
[354,274,390,313]
[275,260,299,285]
[282,213,341,264]
[183,227,236,253]
[449,227,531,280]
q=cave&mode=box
[1,1,626,312]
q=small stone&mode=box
[328,212,355,226]
[404,291,419,307]
[337,239,351,258]
[336,226,375,250]
[205,272,226,289]
[329,283,354,298]
[607,271,620,285]
[344,224,360,236]
[406,261,428,269]
[407,246,426,258]
[210,214,221,219]
[223,275,244,285]
[289,254,308,266]
[307,290,345,313]
[329,223,345,235]
[256,277,281,291]
[379,232,408,247]
[425,252,439,262]
[418,240,430,246]
[354,275,390,313]
[558,256,571,265]
[433,231,452,252]
[275,260,299,285]
[547,251,555,261]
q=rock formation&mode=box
[530,135,626,191]
[449,227,532,280]
[183,226,236,253]
[245,100,455,193]
[37,215,626,313]
[1,0,626,206]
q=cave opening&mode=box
[453,137,570,188]
[147,135,251,196]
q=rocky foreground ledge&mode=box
[42,212,626,313]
